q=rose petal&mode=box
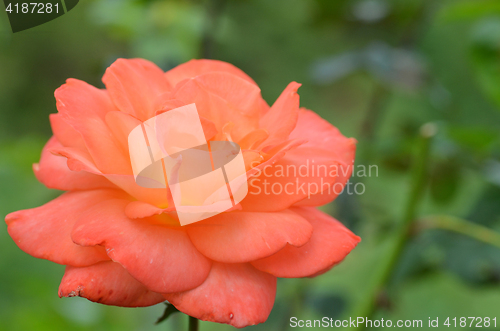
[186,210,312,263]
[251,207,360,278]
[5,190,126,267]
[171,72,262,141]
[59,261,165,307]
[34,137,115,191]
[124,201,169,219]
[50,146,102,174]
[55,78,131,175]
[290,109,356,206]
[165,59,257,86]
[104,110,143,155]
[193,72,261,116]
[260,82,301,148]
[238,128,269,150]
[164,262,276,328]
[71,199,212,294]
[241,109,356,211]
[49,113,87,151]
[103,58,171,121]
[104,174,170,207]
[124,201,242,222]
[240,145,338,212]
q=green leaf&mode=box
[446,125,498,153]
[470,18,500,110]
[380,272,500,323]
[438,0,500,23]
[430,160,460,204]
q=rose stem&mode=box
[349,123,436,331]
[188,315,199,331]
[419,215,500,250]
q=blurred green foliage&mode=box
[1,0,500,330]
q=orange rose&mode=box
[5,59,360,328]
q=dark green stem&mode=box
[357,82,390,166]
[188,315,199,331]
[360,83,390,142]
[349,123,436,330]
[419,215,500,249]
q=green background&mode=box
[1,0,500,330]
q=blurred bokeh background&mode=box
[1,0,500,330]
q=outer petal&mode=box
[165,59,257,86]
[71,199,212,294]
[260,82,301,148]
[290,109,356,206]
[50,146,102,174]
[5,190,126,267]
[49,113,87,151]
[34,136,115,191]
[59,261,165,307]
[238,139,305,211]
[186,210,312,263]
[103,174,170,207]
[240,146,338,212]
[102,58,171,121]
[241,110,356,211]
[251,207,360,278]
[124,200,169,219]
[55,78,131,175]
[164,263,276,328]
